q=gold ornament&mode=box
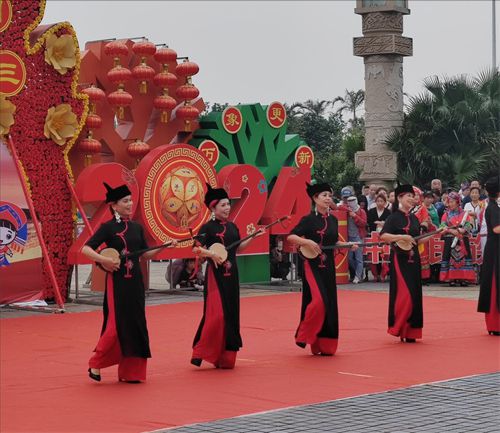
[44,33,76,75]
[44,103,78,146]
[0,96,16,136]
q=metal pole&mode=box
[494,0,497,69]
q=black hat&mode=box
[306,182,333,199]
[485,176,499,197]
[204,183,229,208]
[104,182,132,203]
[394,184,414,197]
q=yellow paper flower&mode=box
[44,33,76,75]
[44,103,78,146]
[0,96,16,136]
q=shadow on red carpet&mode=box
[1,291,499,433]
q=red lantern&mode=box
[154,47,177,64]
[132,63,155,94]
[108,89,133,119]
[154,94,177,123]
[132,40,157,58]
[78,137,102,166]
[81,85,105,114]
[104,41,129,66]
[86,113,102,129]
[127,139,150,165]
[176,84,200,101]
[175,60,199,84]
[176,104,199,131]
[153,71,177,89]
[107,65,132,86]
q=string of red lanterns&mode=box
[175,58,200,131]
[78,85,105,166]
[153,47,178,123]
[131,39,156,94]
[104,40,133,119]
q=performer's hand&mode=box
[349,211,356,218]
[350,243,359,251]
[211,251,225,266]
[304,239,322,255]
[101,255,120,271]
[170,239,178,247]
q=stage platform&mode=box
[1,286,499,433]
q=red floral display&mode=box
[1,0,87,300]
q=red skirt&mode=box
[485,273,500,333]
[388,254,422,340]
[295,261,338,355]
[192,266,237,368]
[89,274,147,381]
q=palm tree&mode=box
[334,89,365,125]
[289,99,333,117]
[385,69,500,188]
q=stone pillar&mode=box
[353,0,413,187]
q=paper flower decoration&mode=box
[44,103,78,146]
[44,33,76,75]
[0,96,16,136]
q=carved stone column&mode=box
[353,1,413,186]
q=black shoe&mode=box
[119,379,141,383]
[296,342,306,348]
[88,368,101,382]
[405,338,416,343]
[191,358,202,367]
[489,331,500,336]
[320,352,333,356]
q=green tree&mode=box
[385,69,500,189]
[334,89,365,127]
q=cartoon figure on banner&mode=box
[0,202,28,267]
[159,166,205,229]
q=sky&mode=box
[42,1,499,107]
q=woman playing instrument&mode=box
[82,183,162,383]
[478,177,500,335]
[380,184,423,343]
[287,182,357,356]
[190,184,262,369]
[439,192,476,286]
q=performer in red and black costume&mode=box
[190,184,261,369]
[287,182,357,356]
[82,183,161,383]
[478,176,500,335]
[380,184,423,343]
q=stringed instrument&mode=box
[394,225,460,252]
[299,241,385,260]
[98,232,205,273]
[208,216,290,263]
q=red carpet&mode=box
[1,291,499,433]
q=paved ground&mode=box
[157,372,500,433]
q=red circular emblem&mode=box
[0,50,27,97]
[135,144,218,245]
[0,1,13,33]
[198,140,220,166]
[294,145,314,168]
[266,101,286,128]
[222,106,242,134]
